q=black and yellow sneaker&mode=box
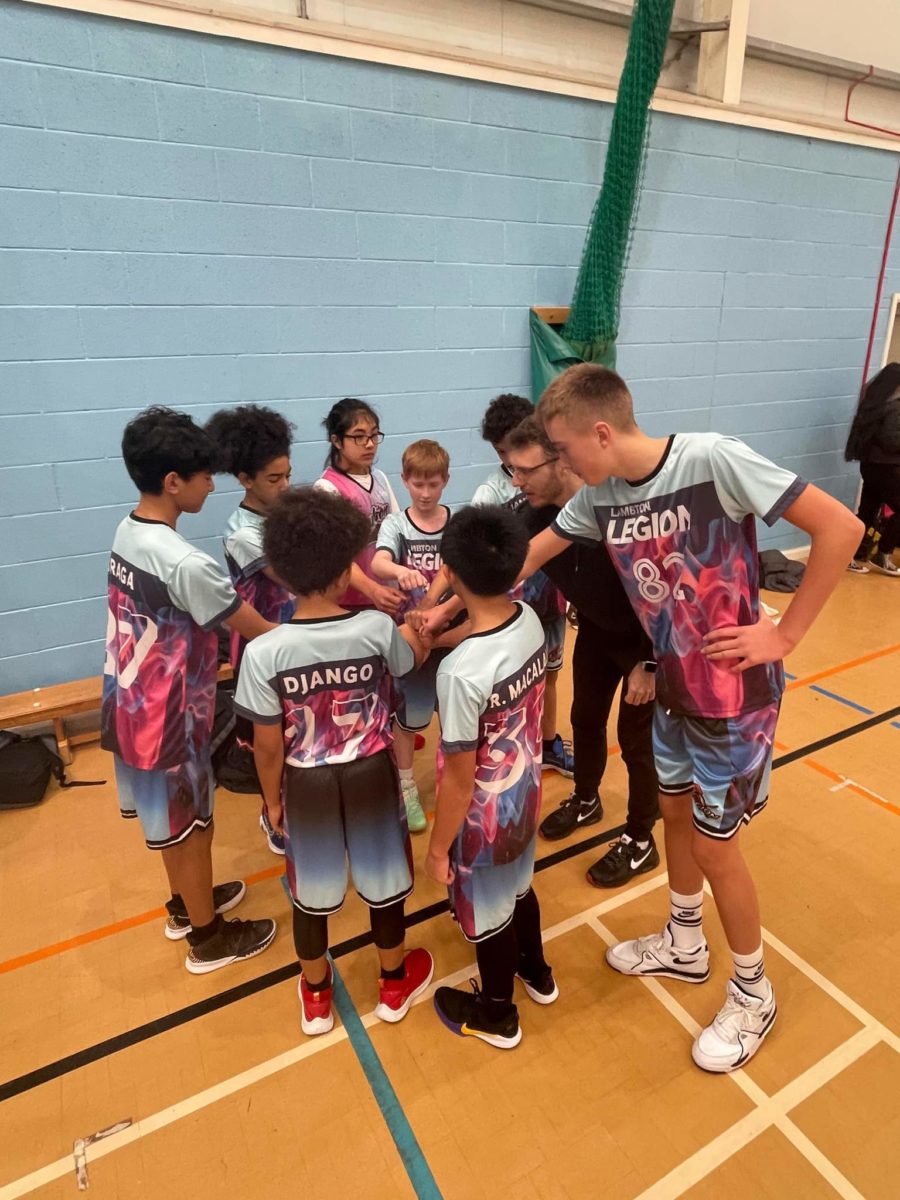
[515,965,559,1005]
[164,880,247,940]
[433,980,521,1049]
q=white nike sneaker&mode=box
[692,979,777,1073]
[605,922,710,983]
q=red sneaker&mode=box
[375,948,434,1023]
[298,969,334,1036]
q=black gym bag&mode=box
[0,730,105,810]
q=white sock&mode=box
[732,945,768,999]
[620,834,650,851]
[398,767,414,783]
[669,889,704,949]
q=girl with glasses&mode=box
[314,398,403,615]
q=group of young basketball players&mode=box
[101,364,862,1069]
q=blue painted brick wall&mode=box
[1,1,898,688]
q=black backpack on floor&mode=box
[0,731,104,810]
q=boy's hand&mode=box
[368,580,403,615]
[397,567,428,592]
[265,797,284,833]
[624,663,655,705]
[425,846,454,885]
[412,606,449,642]
[702,615,794,673]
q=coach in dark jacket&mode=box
[506,417,659,888]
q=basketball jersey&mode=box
[102,514,241,771]
[223,504,295,668]
[375,506,449,620]
[437,603,546,869]
[234,610,415,768]
[472,469,566,625]
[316,467,395,608]
[553,432,808,719]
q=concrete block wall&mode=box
[1,1,898,688]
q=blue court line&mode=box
[280,875,443,1199]
[783,671,797,680]
[808,684,875,716]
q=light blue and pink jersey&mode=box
[223,504,295,668]
[102,514,241,846]
[437,603,547,940]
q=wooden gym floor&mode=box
[1,566,899,1200]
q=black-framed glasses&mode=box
[344,431,385,446]
[508,458,558,483]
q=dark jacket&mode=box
[524,503,652,657]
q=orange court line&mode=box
[0,644,892,979]
[0,863,284,976]
[785,641,900,691]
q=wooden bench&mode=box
[0,665,234,764]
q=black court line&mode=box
[4,702,898,1106]
[0,821,626,1104]
[773,703,900,767]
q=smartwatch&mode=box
[642,660,658,674]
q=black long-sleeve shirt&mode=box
[524,503,652,658]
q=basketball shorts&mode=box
[653,702,780,840]
[115,753,214,850]
[449,836,537,943]
[395,647,447,733]
[283,749,413,915]
[543,615,566,674]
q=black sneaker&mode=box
[516,965,559,1005]
[433,980,522,1049]
[539,791,602,841]
[164,880,247,941]
[185,916,277,975]
[586,834,659,889]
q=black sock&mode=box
[304,971,331,991]
[475,923,517,1023]
[381,963,405,981]
[186,914,221,946]
[165,892,184,916]
[543,736,558,754]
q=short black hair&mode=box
[480,393,533,445]
[506,415,557,458]
[441,505,529,597]
[122,406,216,494]
[263,487,370,596]
[205,405,294,478]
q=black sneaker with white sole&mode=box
[516,965,559,1005]
[164,880,247,940]
[185,916,277,975]
[433,980,522,1049]
[586,834,660,889]
[539,791,602,841]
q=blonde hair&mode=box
[539,363,636,431]
[401,439,450,478]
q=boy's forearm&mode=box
[224,601,276,641]
[253,747,284,806]
[370,552,399,582]
[431,783,472,855]
[517,528,568,586]
[421,565,451,610]
[777,513,863,650]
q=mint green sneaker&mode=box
[401,779,427,834]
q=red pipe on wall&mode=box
[859,158,900,394]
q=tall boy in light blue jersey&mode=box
[522,364,862,1072]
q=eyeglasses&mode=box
[508,458,558,483]
[344,431,385,446]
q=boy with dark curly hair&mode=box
[235,488,433,1036]
[206,404,296,852]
